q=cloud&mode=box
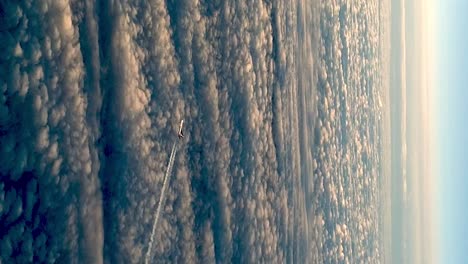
[307,0,386,263]
[0,0,104,262]
[1,0,385,263]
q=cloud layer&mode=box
[306,1,387,263]
[0,0,386,263]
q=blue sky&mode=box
[436,0,468,263]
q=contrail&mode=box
[145,142,178,264]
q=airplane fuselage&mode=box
[178,120,184,139]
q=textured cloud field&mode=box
[308,0,387,262]
[0,0,387,263]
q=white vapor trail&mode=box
[145,142,178,264]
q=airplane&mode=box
[178,120,184,139]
